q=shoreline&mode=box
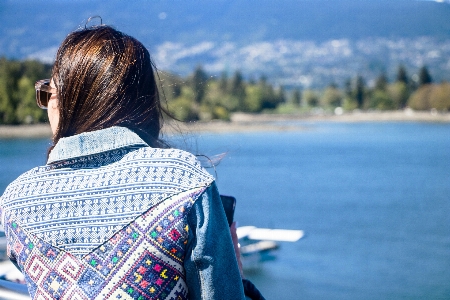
[1,110,449,138]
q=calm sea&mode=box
[1,122,449,300]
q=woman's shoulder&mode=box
[128,147,210,172]
[124,146,215,189]
[1,165,49,202]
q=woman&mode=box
[0,25,245,299]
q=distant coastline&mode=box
[1,110,449,138]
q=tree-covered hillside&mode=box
[1,58,448,125]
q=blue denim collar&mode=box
[47,126,148,164]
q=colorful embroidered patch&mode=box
[5,187,205,300]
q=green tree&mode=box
[342,78,358,110]
[202,81,236,120]
[244,84,264,112]
[429,82,450,110]
[0,58,51,124]
[191,65,208,104]
[243,79,284,112]
[418,65,432,86]
[344,78,352,98]
[321,84,342,108]
[408,85,433,110]
[219,71,228,94]
[303,89,319,107]
[0,58,21,124]
[257,76,282,110]
[369,89,395,110]
[230,71,246,110]
[276,86,286,105]
[158,71,183,102]
[167,86,199,121]
[375,72,388,91]
[396,64,408,85]
[354,75,365,109]
[290,89,301,106]
[22,60,51,82]
[16,76,46,123]
[388,82,409,109]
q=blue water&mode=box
[1,122,450,299]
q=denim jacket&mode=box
[0,126,245,300]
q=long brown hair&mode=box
[51,25,166,147]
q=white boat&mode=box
[237,226,304,242]
[0,260,28,300]
[237,226,304,269]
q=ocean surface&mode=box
[1,122,449,300]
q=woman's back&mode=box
[1,126,244,299]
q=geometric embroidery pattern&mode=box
[4,187,206,300]
[1,142,213,257]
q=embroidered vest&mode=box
[1,144,215,300]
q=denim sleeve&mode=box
[184,182,245,300]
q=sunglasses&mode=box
[35,79,57,109]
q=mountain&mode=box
[1,0,450,87]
